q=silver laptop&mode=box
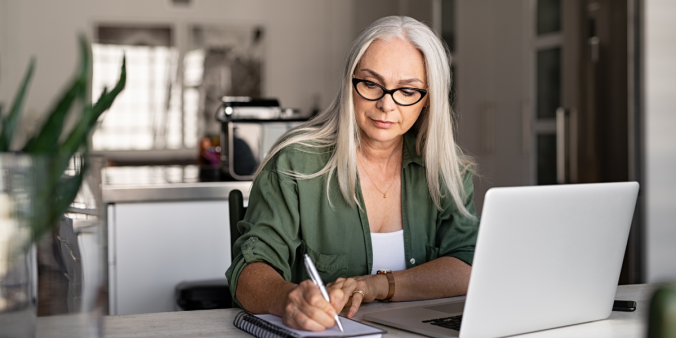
[364,182,639,338]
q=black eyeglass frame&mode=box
[351,78,428,106]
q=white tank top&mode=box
[370,230,407,274]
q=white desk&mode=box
[37,283,663,338]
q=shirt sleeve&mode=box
[435,170,480,265]
[225,166,301,309]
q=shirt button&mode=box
[410,258,415,265]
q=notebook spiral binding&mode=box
[234,311,299,338]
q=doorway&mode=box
[453,0,639,284]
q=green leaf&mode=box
[58,105,92,172]
[24,37,90,153]
[23,78,84,153]
[76,35,92,103]
[54,159,87,213]
[91,55,126,119]
[0,58,35,151]
[30,156,88,245]
[96,87,109,105]
[61,55,126,159]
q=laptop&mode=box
[364,182,639,338]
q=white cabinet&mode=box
[108,200,234,315]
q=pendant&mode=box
[383,194,387,198]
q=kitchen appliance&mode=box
[216,97,307,181]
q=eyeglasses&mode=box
[352,78,427,106]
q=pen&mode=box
[303,253,344,332]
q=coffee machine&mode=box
[216,97,307,181]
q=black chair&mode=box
[175,189,246,310]
[228,189,246,253]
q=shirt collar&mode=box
[402,130,423,168]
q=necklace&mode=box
[358,155,397,199]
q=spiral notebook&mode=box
[233,311,385,338]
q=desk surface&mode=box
[37,283,662,338]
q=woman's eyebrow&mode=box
[360,69,424,85]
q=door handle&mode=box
[481,102,495,155]
[556,107,568,184]
[522,99,530,156]
[588,17,600,63]
[589,36,600,63]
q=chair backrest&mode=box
[228,189,246,262]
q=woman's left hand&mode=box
[326,274,387,318]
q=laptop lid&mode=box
[459,182,639,338]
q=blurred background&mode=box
[0,0,673,316]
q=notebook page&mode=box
[255,314,383,338]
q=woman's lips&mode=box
[371,118,395,128]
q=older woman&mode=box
[225,16,479,331]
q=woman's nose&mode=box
[377,93,397,112]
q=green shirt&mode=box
[225,132,479,308]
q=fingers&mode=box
[327,278,351,313]
[302,280,337,326]
[326,277,345,289]
[283,304,326,332]
[282,280,337,331]
[347,289,364,318]
[329,277,374,318]
[328,288,345,313]
[282,276,380,330]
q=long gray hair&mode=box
[256,16,475,218]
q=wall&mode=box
[645,0,676,282]
[354,0,434,37]
[0,0,354,147]
[0,0,8,106]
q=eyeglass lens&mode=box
[355,81,423,105]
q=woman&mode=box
[225,16,479,331]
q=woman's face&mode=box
[353,37,427,146]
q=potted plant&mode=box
[0,35,125,337]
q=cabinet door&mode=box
[455,0,531,213]
[108,200,231,315]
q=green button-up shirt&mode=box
[225,132,479,308]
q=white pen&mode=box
[303,253,344,332]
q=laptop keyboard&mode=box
[422,315,463,331]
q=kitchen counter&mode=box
[102,165,252,203]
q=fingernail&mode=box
[328,309,336,316]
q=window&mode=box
[92,43,189,150]
[91,24,264,163]
[92,25,196,153]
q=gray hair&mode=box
[256,16,475,218]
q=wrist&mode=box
[375,274,389,300]
[375,270,395,301]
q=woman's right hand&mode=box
[281,280,345,331]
